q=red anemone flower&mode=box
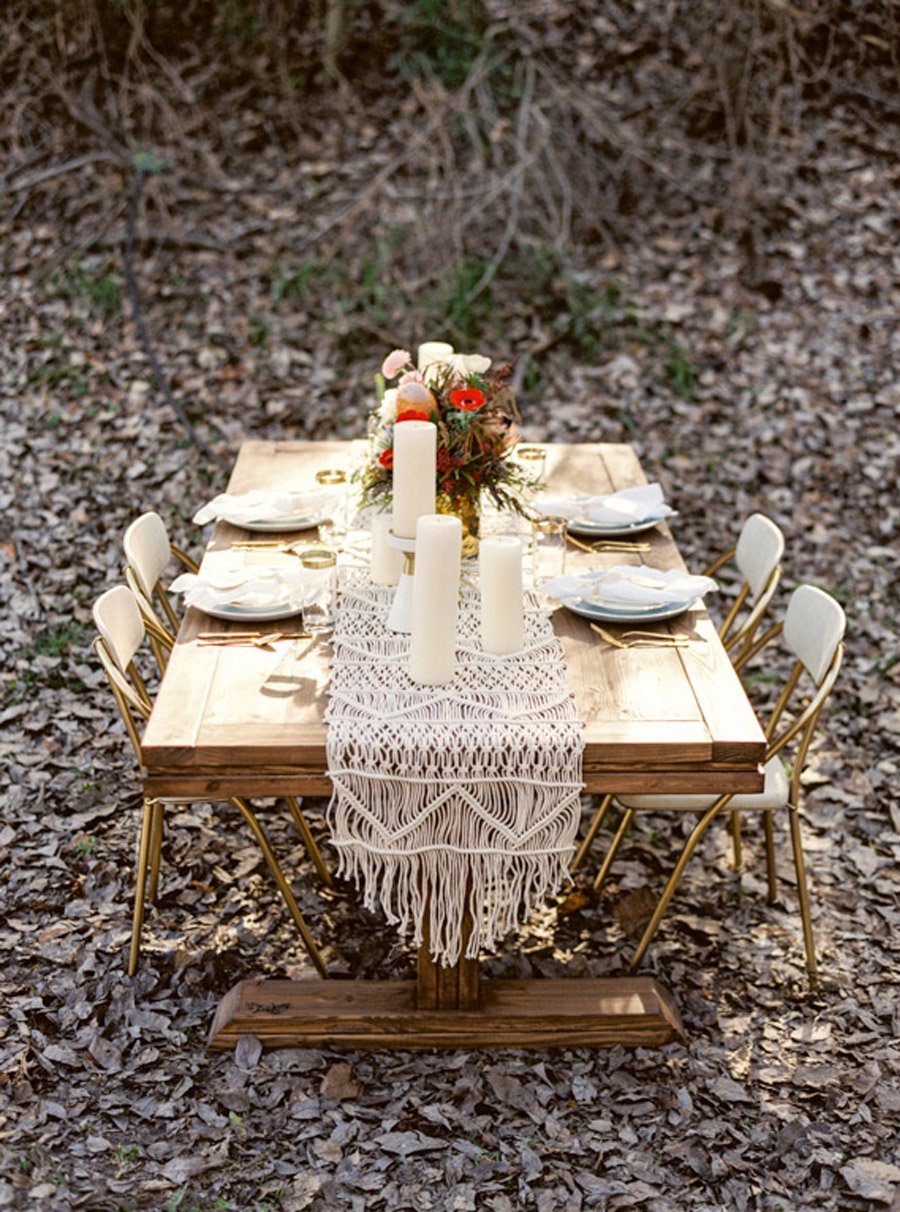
[396,408,431,424]
[450,387,486,411]
[378,448,394,469]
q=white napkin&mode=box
[541,565,717,609]
[169,568,322,612]
[193,488,340,527]
[538,483,676,527]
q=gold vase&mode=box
[437,492,480,559]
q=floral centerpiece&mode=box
[359,342,538,553]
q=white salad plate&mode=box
[240,513,320,533]
[201,598,306,622]
[563,596,697,624]
[566,514,676,539]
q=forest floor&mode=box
[1,7,899,1210]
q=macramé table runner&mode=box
[325,568,585,966]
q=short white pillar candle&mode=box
[479,536,525,655]
[409,514,462,686]
[417,341,454,373]
[370,512,403,586]
[392,420,436,540]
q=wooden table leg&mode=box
[417,907,480,1010]
[207,846,682,1051]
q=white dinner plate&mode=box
[563,596,698,624]
[200,598,307,622]
[566,514,676,539]
[240,513,320,533]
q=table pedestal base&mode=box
[208,975,685,1051]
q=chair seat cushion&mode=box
[616,756,788,813]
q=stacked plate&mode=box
[193,488,339,533]
[541,566,718,624]
[537,483,676,539]
[170,567,320,623]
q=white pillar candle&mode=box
[409,514,462,685]
[417,341,454,373]
[479,537,525,655]
[370,512,403,586]
[392,420,436,540]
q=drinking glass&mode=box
[516,445,547,502]
[315,469,348,546]
[532,515,567,592]
[299,547,337,633]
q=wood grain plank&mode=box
[142,441,764,797]
[208,975,686,1050]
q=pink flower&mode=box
[399,370,424,386]
[382,349,412,379]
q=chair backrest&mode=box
[759,584,844,802]
[735,514,785,599]
[783,584,846,686]
[93,585,145,673]
[716,513,786,661]
[124,512,172,599]
[93,586,155,759]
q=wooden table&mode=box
[142,441,766,1050]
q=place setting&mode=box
[540,564,718,626]
[169,548,337,634]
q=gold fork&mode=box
[196,630,310,649]
[589,623,687,649]
[566,535,650,554]
[229,540,309,553]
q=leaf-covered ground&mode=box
[2,7,899,1210]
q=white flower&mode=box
[450,352,492,376]
[379,387,398,424]
[424,351,492,382]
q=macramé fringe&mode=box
[325,570,585,967]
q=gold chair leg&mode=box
[571,794,613,873]
[229,797,328,978]
[763,810,778,903]
[592,806,635,895]
[629,798,728,971]
[128,800,155,977]
[148,801,164,904]
[730,810,742,871]
[787,804,818,989]
[285,796,334,889]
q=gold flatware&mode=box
[565,534,650,553]
[589,623,687,649]
[230,541,310,553]
[196,630,310,649]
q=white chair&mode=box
[123,512,333,891]
[704,513,786,870]
[588,585,844,985]
[704,513,785,664]
[572,513,788,881]
[123,511,198,667]
[93,585,328,977]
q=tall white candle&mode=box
[392,420,436,540]
[409,514,462,685]
[480,537,525,655]
[370,512,403,586]
[417,341,454,373]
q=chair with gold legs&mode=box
[123,512,332,890]
[587,585,844,987]
[703,513,785,665]
[123,511,198,669]
[93,584,329,978]
[571,512,786,880]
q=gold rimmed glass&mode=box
[298,546,337,632]
[315,468,348,545]
[532,515,567,592]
